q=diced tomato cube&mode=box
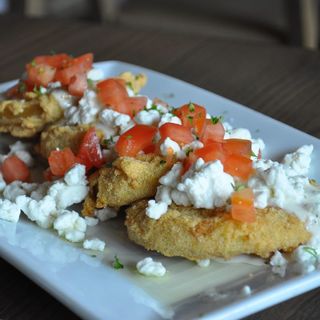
[115,125,157,157]
[223,139,252,158]
[174,103,207,137]
[195,142,225,163]
[201,119,225,144]
[26,63,56,87]
[68,73,88,97]
[223,154,253,180]
[1,156,30,183]
[123,96,148,117]
[231,188,256,223]
[48,148,79,177]
[33,53,71,69]
[159,123,193,145]
[77,128,104,170]
[97,78,127,108]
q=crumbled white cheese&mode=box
[160,137,181,158]
[85,216,99,226]
[94,207,117,221]
[270,251,287,277]
[146,200,168,220]
[159,162,183,188]
[8,141,34,167]
[241,285,252,296]
[0,173,6,192]
[83,238,105,251]
[53,210,87,242]
[87,69,104,82]
[196,259,210,267]
[282,145,313,176]
[0,198,21,223]
[64,164,87,186]
[3,181,38,202]
[64,89,102,125]
[155,185,172,205]
[158,113,181,127]
[99,108,134,137]
[16,195,57,229]
[51,89,75,109]
[136,257,166,277]
[175,159,234,209]
[135,109,161,126]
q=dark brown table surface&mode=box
[0,14,320,320]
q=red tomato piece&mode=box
[55,53,93,85]
[33,53,71,69]
[26,63,56,87]
[159,123,193,145]
[223,154,253,180]
[97,78,127,108]
[231,188,256,223]
[5,84,19,98]
[201,119,225,144]
[1,156,30,183]
[174,103,207,137]
[48,148,79,177]
[77,128,104,170]
[123,96,148,117]
[182,151,198,174]
[68,73,88,97]
[115,125,157,157]
[223,139,252,158]
[195,142,225,163]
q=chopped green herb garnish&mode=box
[188,102,195,112]
[18,82,26,94]
[187,115,193,124]
[113,255,124,269]
[309,179,318,186]
[210,115,222,124]
[126,135,133,140]
[33,85,44,96]
[303,246,318,259]
[251,151,258,158]
[135,74,143,80]
[30,59,36,67]
[160,159,166,165]
[102,136,114,146]
[143,106,148,111]
[150,104,158,110]
[126,81,134,91]
[185,147,193,156]
[87,78,94,88]
[233,182,246,191]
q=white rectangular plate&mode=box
[0,61,320,320]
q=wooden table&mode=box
[0,14,319,320]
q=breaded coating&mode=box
[0,93,63,137]
[126,200,310,260]
[82,154,171,215]
[39,124,90,158]
[119,72,147,94]
[38,125,105,158]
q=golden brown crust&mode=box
[82,154,172,215]
[125,200,311,260]
[118,72,147,94]
[0,93,63,137]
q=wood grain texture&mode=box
[0,14,319,320]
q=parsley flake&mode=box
[102,136,114,146]
[210,115,223,124]
[251,150,258,158]
[303,246,318,259]
[233,182,246,191]
[185,147,193,156]
[33,85,44,96]
[126,135,133,140]
[113,255,124,269]
[188,102,195,112]
[160,159,166,165]
[18,82,26,94]
[30,60,36,67]
[126,81,134,91]
[187,115,193,124]
[87,78,94,88]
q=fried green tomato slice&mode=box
[125,200,310,260]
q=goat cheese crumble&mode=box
[83,238,106,251]
[136,257,166,277]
